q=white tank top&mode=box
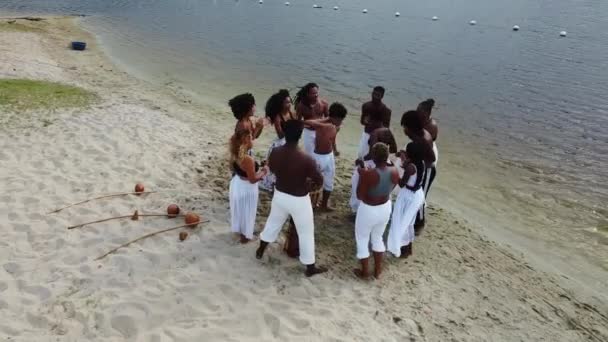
[406,164,418,188]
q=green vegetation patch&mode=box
[0,20,45,32]
[0,79,97,128]
[0,79,95,112]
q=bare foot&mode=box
[353,268,370,280]
[305,265,328,277]
[240,235,252,244]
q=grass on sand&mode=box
[0,79,96,128]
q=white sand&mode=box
[1,17,607,341]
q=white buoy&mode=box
[313,4,319,8]
[362,9,368,13]
[395,12,400,17]
[560,31,567,37]
[469,20,477,25]
[512,25,520,31]
[432,16,439,21]
[334,6,339,10]
[285,1,289,5]
[258,0,263,4]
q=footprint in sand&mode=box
[3,262,22,276]
[264,313,281,337]
[110,315,138,339]
[21,284,52,301]
[218,283,248,304]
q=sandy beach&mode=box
[1,16,607,341]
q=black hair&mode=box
[373,86,385,96]
[400,110,423,131]
[283,119,304,144]
[328,102,347,119]
[418,98,435,115]
[265,89,290,122]
[228,93,255,120]
[294,82,319,106]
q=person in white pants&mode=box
[256,120,327,277]
[294,83,332,155]
[353,143,399,280]
[304,102,348,210]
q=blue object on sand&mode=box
[71,41,87,51]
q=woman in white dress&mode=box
[387,142,426,258]
[259,89,298,191]
[229,128,268,243]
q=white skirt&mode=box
[387,187,425,257]
[357,131,370,159]
[229,176,259,239]
[259,137,285,191]
[302,128,316,155]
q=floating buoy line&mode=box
[252,1,569,37]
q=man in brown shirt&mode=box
[358,86,392,158]
[256,120,328,277]
[294,83,331,155]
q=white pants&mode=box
[260,190,316,265]
[357,132,370,159]
[229,176,259,239]
[387,187,425,257]
[355,200,392,259]
[302,128,316,155]
[313,152,335,192]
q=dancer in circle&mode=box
[256,120,327,277]
[387,142,426,257]
[358,86,392,159]
[353,142,399,279]
[294,83,330,155]
[229,129,268,243]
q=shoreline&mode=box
[73,12,608,302]
[1,16,607,341]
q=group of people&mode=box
[226,83,439,279]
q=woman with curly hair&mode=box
[259,89,298,191]
[229,128,268,243]
[229,93,266,147]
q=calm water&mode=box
[2,0,607,296]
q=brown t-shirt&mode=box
[269,144,323,197]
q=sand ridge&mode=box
[0,17,607,341]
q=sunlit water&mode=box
[2,0,607,298]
